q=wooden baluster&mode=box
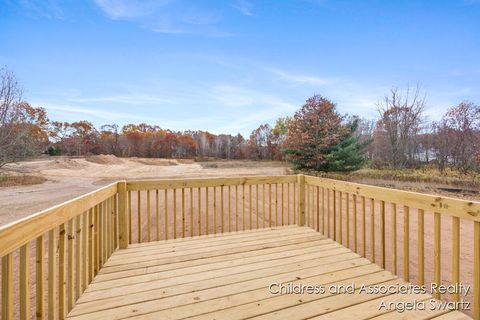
[108,197,112,253]
[293,183,296,225]
[275,184,278,227]
[107,199,112,256]
[113,194,117,250]
[173,188,177,239]
[281,184,285,226]
[82,212,88,291]
[190,187,194,237]
[474,221,479,320]
[322,188,326,235]
[249,184,252,229]
[105,199,110,257]
[102,201,107,264]
[353,194,357,253]
[380,200,385,268]
[362,196,366,257]
[48,229,56,320]
[20,244,30,320]
[182,188,185,238]
[269,184,272,227]
[433,212,441,300]
[137,191,141,243]
[242,184,246,230]
[256,185,259,228]
[36,235,45,320]
[346,193,350,248]
[313,186,316,228]
[205,187,209,235]
[197,188,201,236]
[403,205,410,281]
[97,202,104,271]
[316,186,320,232]
[221,186,225,233]
[418,209,425,285]
[94,205,99,275]
[228,186,232,232]
[452,216,460,303]
[164,189,168,240]
[310,185,313,228]
[370,198,375,263]
[127,190,132,244]
[297,175,305,227]
[213,186,217,234]
[327,189,331,238]
[262,184,266,228]
[287,183,290,225]
[333,190,337,241]
[147,190,151,242]
[305,184,313,227]
[75,215,81,300]
[88,208,94,282]
[235,185,238,231]
[339,191,343,244]
[155,190,160,241]
[391,203,397,275]
[2,252,13,320]
[58,223,66,320]
[277,183,285,226]
[67,220,74,310]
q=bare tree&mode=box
[0,68,25,166]
[374,86,427,168]
[433,101,480,172]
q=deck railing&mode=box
[0,174,479,319]
[303,175,480,319]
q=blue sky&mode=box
[1,0,479,136]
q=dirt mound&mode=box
[86,154,123,165]
[176,159,195,164]
[51,158,86,169]
[130,158,179,166]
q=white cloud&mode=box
[68,94,178,105]
[267,68,330,86]
[233,0,253,16]
[92,0,235,36]
[17,0,65,19]
[92,0,172,19]
[40,104,144,121]
[207,84,297,132]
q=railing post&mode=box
[297,174,305,226]
[118,181,128,249]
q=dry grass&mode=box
[306,167,480,189]
[0,173,47,187]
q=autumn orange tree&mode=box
[284,95,368,172]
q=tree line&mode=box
[1,68,479,172]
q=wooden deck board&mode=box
[67,226,472,320]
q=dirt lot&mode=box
[0,156,290,226]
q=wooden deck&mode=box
[65,226,470,320]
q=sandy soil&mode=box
[0,156,290,226]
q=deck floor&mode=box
[67,226,471,320]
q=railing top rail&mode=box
[0,182,118,257]
[126,175,297,191]
[305,175,480,222]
